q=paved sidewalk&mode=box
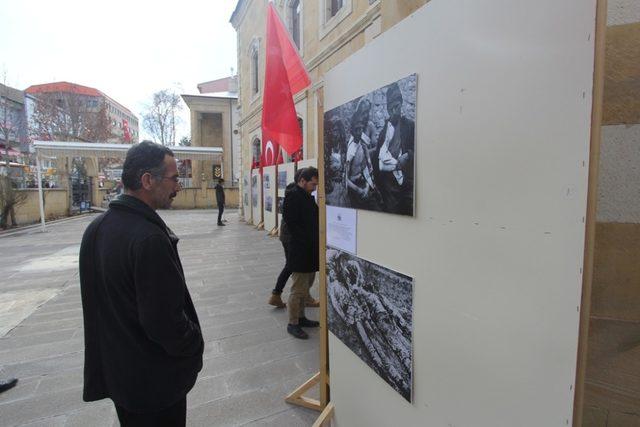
[0,210,320,427]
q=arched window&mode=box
[252,138,261,168]
[289,0,302,50]
[249,39,260,96]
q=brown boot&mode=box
[305,297,320,308]
[268,293,286,308]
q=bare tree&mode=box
[142,89,182,146]
[0,73,29,227]
[29,87,113,142]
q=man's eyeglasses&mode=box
[155,175,181,184]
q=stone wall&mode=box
[13,189,69,225]
[171,187,239,210]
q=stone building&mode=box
[181,76,241,193]
[230,0,428,174]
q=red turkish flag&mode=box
[122,119,131,142]
[261,3,310,167]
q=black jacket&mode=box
[278,182,297,244]
[215,183,225,206]
[79,195,204,413]
[282,185,319,272]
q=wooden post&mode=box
[572,0,607,425]
[285,88,331,415]
[315,87,330,407]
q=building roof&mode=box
[25,81,102,97]
[33,141,223,161]
[25,81,136,117]
[182,92,238,100]
[0,83,25,105]
[197,77,236,94]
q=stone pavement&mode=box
[0,210,320,427]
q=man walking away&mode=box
[215,178,226,226]
[79,141,204,427]
[269,169,320,309]
[282,167,320,339]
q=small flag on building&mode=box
[122,119,131,142]
[261,2,310,167]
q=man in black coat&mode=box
[79,141,204,427]
[282,167,320,339]
[215,178,225,226]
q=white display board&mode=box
[262,165,277,232]
[242,172,252,224]
[324,1,597,426]
[277,162,296,229]
[251,169,262,226]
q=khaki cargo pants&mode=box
[288,272,316,325]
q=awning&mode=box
[32,141,223,161]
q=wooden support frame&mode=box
[572,0,607,425]
[285,88,332,418]
[285,372,322,411]
[312,403,335,427]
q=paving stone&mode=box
[0,387,85,426]
[0,338,83,365]
[64,401,116,427]
[2,350,84,379]
[0,376,40,405]
[0,328,76,351]
[240,408,319,427]
[15,415,67,427]
[35,368,83,396]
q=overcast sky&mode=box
[0,0,238,142]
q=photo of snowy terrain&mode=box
[326,248,413,402]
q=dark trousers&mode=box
[273,241,291,295]
[217,204,224,224]
[115,397,186,427]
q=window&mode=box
[319,0,351,39]
[251,138,261,168]
[249,39,260,97]
[328,0,343,19]
[289,0,302,50]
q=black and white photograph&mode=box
[265,195,273,212]
[277,196,284,214]
[278,171,288,190]
[324,74,417,216]
[251,175,259,207]
[264,174,271,190]
[326,248,413,402]
[244,192,249,207]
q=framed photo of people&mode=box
[324,74,417,216]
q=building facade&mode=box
[181,76,241,189]
[0,82,28,157]
[230,0,428,176]
[25,81,139,143]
